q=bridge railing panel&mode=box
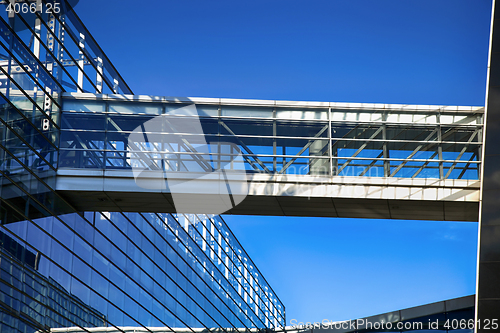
[59,95,483,181]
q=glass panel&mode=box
[63,100,106,112]
[276,120,328,138]
[107,114,155,132]
[196,104,219,117]
[109,102,162,115]
[221,106,273,118]
[275,107,328,120]
[61,113,106,131]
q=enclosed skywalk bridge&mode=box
[56,92,483,221]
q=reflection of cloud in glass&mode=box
[128,104,248,215]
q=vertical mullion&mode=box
[77,33,85,93]
[328,106,333,176]
[56,15,64,84]
[437,114,444,179]
[383,111,389,177]
[96,57,103,93]
[273,108,276,173]
[218,104,221,171]
[103,101,108,170]
[477,114,483,180]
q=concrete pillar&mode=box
[476,0,500,330]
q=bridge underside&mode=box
[56,170,480,221]
[59,191,480,221]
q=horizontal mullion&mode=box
[59,110,483,128]
[332,137,481,145]
[61,148,481,164]
[59,130,485,146]
[334,156,480,164]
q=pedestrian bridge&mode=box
[55,93,483,221]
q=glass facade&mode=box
[0,212,284,332]
[0,1,284,333]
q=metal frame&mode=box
[60,94,483,181]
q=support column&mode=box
[476,0,500,330]
[77,32,85,93]
[382,112,389,177]
[309,140,328,175]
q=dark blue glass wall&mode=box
[0,212,284,332]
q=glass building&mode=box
[0,0,494,332]
[0,1,284,332]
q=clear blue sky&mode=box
[76,0,491,324]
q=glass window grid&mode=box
[0,58,61,131]
[0,116,58,174]
[0,247,107,331]
[149,213,274,328]
[209,215,284,318]
[2,217,217,332]
[5,7,99,96]
[0,13,71,222]
[1,0,132,96]
[61,6,133,94]
[0,206,282,330]
[0,88,59,148]
[158,210,262,326]
[145,215,255,327]
[101,212,256,330]
[88,219,210,331]
[0,163,55,222]
[169,213,284,327]
[0,20,62,96]
[135,212,270,329]
[0,138,57,189]
[2,184,215,332]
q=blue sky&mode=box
[76,0,490,324]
